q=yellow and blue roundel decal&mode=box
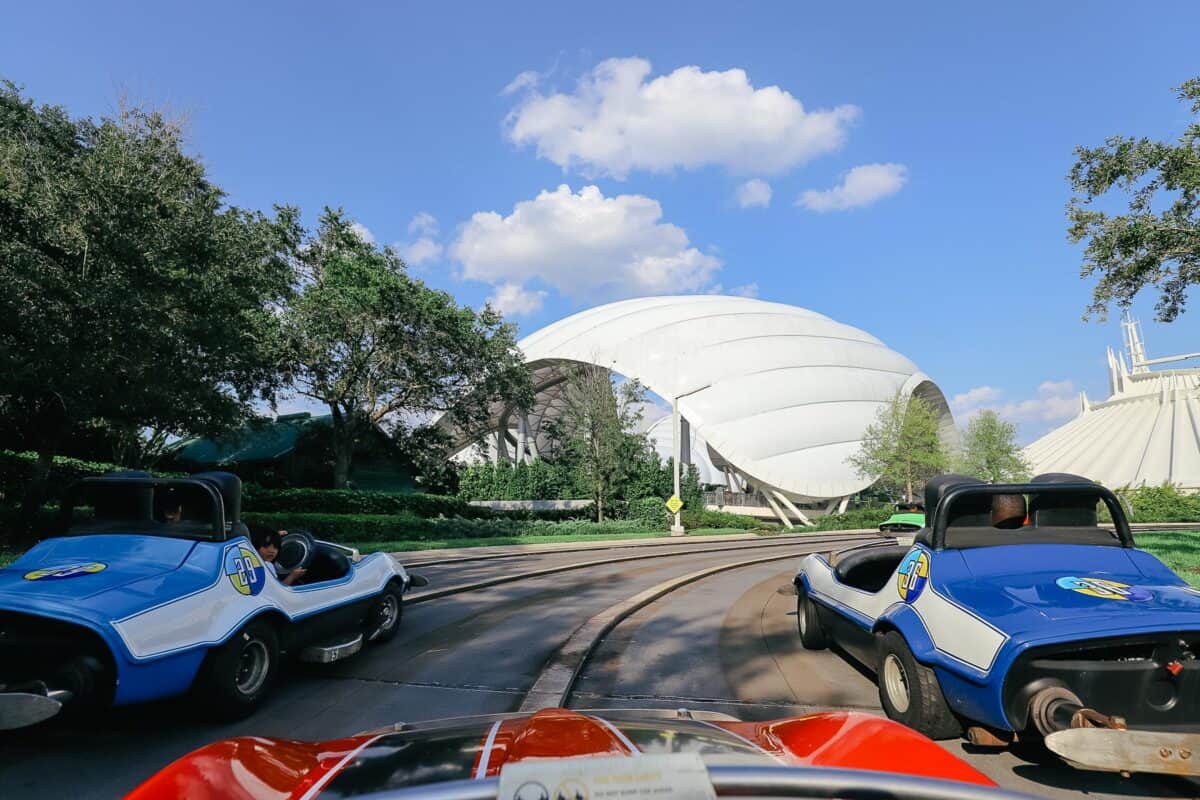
[1056,576,1151,601]
[225,545,266,596]
[24,562,107,581]
[896,549,930,603]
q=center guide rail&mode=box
[351,763,1041,800]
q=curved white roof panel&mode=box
[518,295,954,501]
[1026,346,1200,491]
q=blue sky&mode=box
[4,1,1198,441]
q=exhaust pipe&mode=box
[1027,685,1126,737]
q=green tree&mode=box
[954,410,1031,483]
[1067,77,1200,322]
[847,393,948,502]
[543,368,649,522]
[281,210,531,488]
[0,82,298,532]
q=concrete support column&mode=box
[761,489,794,530]
[671,398,684,536]
[514,415,528,465]
[773,490,812,527]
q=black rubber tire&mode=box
[194,620,279,720]
[364,582,404,644]
[796,586,828,650]
[875,630,961,740]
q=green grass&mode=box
[351,526,766,554]
[1136,531,1200,586]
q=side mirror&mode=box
[408,573,429,588]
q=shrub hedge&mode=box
[680,508,772,531]
[457,461,589,501]
[242,486,487,518]
[1117,484,1200,523]
[242,511,656,542]
[810,507,893,531]
[627,497,669,529]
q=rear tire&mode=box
[364,583,404,644]
[195,620,279,720]
[796,586,828,650]
[876,630,961,740]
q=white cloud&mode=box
[952,382,1079,425]
[736,179,772,209]
[350,222,375,244]
[502,70,541,96]
[451,184,722,301]
[487,282,548,317]
[997,381,1080,424]
[708,282,759,298]
[952,385,1002,414]
[408,211,439,237]
[399,237,443,266]
[798,163,908,212]
[505,57,859,179]
[396,212,443,266]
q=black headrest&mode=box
[924,474,984,516]
[1029,473,1099,526]
[191,471,241,524]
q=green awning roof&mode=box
[170,413,330,465]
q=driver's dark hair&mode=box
[249,525,282,550]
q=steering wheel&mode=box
[277,529,317,572]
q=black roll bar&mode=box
[929,481,1133,550]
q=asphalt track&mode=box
[0,534,1192,799]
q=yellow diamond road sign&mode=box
[666,495,684,514]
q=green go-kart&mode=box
[878,501,924,532]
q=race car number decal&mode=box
[896,549,930,603]
[225,545,266,596]
[24,562,107,581]
[1055,576,1151,601]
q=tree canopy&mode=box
[542,367,651,521]
[1067,77,1200,322]
[847,393,948,502]
[280,210,531,488]
[955,410,1030,484]
[0,82,299,479]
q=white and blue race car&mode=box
[0,471,423,730]
[796,473,1200,776]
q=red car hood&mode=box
[127,708,994,799]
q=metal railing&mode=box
[704,490,770,508]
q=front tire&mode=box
[365,583,404,644]
[876,630,961,740]
[796,586,828,650]
[195,620,279,720]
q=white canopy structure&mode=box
[1025,317,1200,490]
[454,295,956,525]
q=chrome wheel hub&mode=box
[882,653,911,713]
[236,639,269,696]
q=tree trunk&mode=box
[330,407,356,489]
[596,491,604,523]
[332,436,353,489]
[15,448,56,548]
